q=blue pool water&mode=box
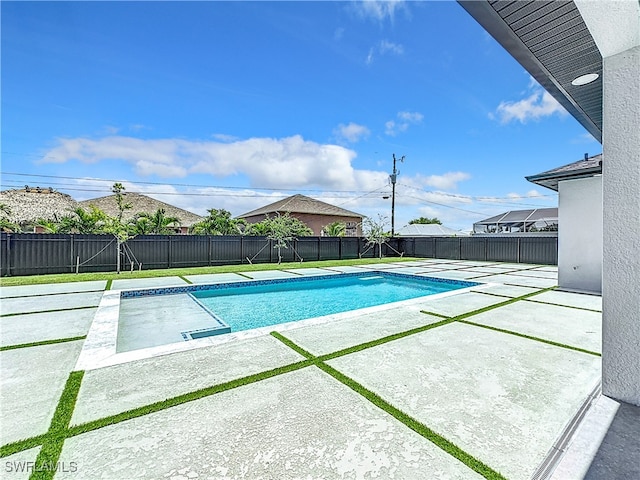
[189,272,476,334]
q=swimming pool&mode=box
[189,272,475,335]
[114,272,478,353]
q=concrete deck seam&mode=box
[0,289,105,300]
[458,320,601,357]
[0,305,97,318]
[0,336,86,352]
[523,298,602,313]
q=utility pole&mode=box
[390,153,404,236]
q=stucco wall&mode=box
[558,175,602,294]
[602,44,640,406]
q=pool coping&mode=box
[75,271,493,371]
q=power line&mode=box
[0,171,373,195]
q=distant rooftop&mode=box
[396,224,468,237]
[238,194,363,219]
[526,154,602,192]
[474,208,558,234]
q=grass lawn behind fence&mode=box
[0,257,418,287]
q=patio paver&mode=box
[413,291,512,318]
[327,322,601,480]
[470,283,541,298]
[473,273,558,288]
[420,270,487,281]
[241,270,300,280]
[0,291,103,316]
[0,308,96,347]
[527,290,602,311]
[183,272,248,284]
[284,307,445,356]
[110,276,188,291]
[0,340,83,445]
[72,335,304,425]
[59,368,484,480]
[0,280,106,298]
[469,301,602,353]
[282,267,341,276]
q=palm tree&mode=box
[128,214,155,235]
[137,208,181,234]
[0,204,20,233]
[191,208,246,235]
[323,221,346,237]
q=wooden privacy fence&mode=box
[0,233,557,277]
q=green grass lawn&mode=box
[0,257,418,287]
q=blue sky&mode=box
[1,1,600,231]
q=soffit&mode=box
[458,0,602,142]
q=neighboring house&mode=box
[472,208,558,234]
[238,194,363,236]
[526,154,602,294]
[80,192,203,234]
[0,187,78,232]
[396,224,469,237]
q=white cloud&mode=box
[384,110,423,136]
[333,122,371,144]
[351,0,407,23]
[366,39,404,65]
[379,40,404,55]
[417,172,471,191]
[493,78,567,124]
[41,134,390,191]
[212,133,240,143]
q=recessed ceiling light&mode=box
[571,73,599,86]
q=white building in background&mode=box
[396,224,469,237]
[527,154,603,294]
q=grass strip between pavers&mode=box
[458,320,601,357]
[105,279,113,290]
[0,336,86,352]
[66,359,315,439]
[178,275,193,284]
[316,362,507,480]
[269,330,507,480]
[523,298,602,313]
[0,305,97,318]
[28,370,84,480]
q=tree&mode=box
[136,208,181,234]
[362,214,390,259]
[246,213,313,264]
[128,214,155,235]
[112,183,132,222]
[408,216,442,225]
[67,206,108,234]
[323,221,346,237]
[0,204,21,233]
[191,209,246,235]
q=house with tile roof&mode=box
[527,153,602,294]
[80,192,203,234]
[237,194,363,236]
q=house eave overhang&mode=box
[526,166,602,191]
[458,0,602,143]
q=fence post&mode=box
[484,237,488,261]
[208,236,212,266]
[70,234,74,273]
[240,236,243,265]
[517,237,521,264]
[339,237,342,260]
[458,237,462,260]
[6,234,11,277]
[167,236,172,269]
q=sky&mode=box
[1,0,601,231]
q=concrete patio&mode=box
[0,259,636,479]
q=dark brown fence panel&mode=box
[435,238,460,260]
[74,235,117,272]
[319,238,341,261]
[519,236,557,265]
[460,237,486,261]
[0,233,557,277]
[340,237,360,259]
[412,238,435,258]
[127,236,171,270]
[486,237,519,263]
[208,236,241,266]
[241,236,271,264]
